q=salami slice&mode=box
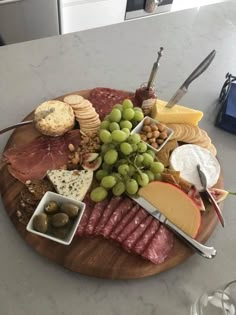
[94,196,122,235]
[76,194,94,236]
[141,225,174,264]
[84,199,109,236]
[88,88,131,119]
[102,198,133,238]
[133,219,160,255]
[116,208,147,243]
[110,204,139,240]
[122,215,152,252]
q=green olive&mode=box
[52,227,69,239]
[33,213,48,233]
[51,213,69,228]
[44,201,59,214]
[60,203,80,219]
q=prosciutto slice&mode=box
[3,130,81,183]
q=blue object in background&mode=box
[215,73,236,134]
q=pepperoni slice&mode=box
[102,198,133,238]
[110,204,139,240]
[76,194,94,236]
[122,215,152,252]
[133,219,160,255]
[94,196,122,235]
[84,199,109,236]
[116,208,147,243]
[88,88,132,119]
[141,225,174,264]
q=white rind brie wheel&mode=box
[169,144,220,191]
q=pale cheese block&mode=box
[139,181,201,238]
[34,100,75,136]
[169,144,220,191]
[152,99,203,126]
[47,169,93,201]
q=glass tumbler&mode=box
[191,280,236,315]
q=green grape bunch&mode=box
[90,99,164,202]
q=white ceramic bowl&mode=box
[131,116,174,153]
[26,191,86,245]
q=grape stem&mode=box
[127,156,143,176]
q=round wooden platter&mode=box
[0,90,223,279]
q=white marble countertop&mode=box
[0,2,236,315]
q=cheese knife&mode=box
[0,108,55,135]
[132,196,217,259]
[165,49,216,108]
[196,164,225,227]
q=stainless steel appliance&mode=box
[125,0,173,20]
[0,0,60,45]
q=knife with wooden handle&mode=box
[132,196,217,259]
[166,49,216,108]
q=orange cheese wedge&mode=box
[139,181,201,238]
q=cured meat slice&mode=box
[122,215,152,252]
[3,130,81,183]
[84,199,109,236]
[110,204,140,240]
[141,225,174,264]
[116,208,147,243]
[102,198,133,238]
[133,219,160,255]
[94,196,122,235]
[88,88,131,119]
[76,194,94,237]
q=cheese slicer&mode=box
[196,164,225,227]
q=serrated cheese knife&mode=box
[166,49,216,108]
[131,196,217,259]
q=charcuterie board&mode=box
[0,90,222,279]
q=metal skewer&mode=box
[146,47,164,90]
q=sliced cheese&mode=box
[139,181,201,238]
[152,99,203,126]
[47,169,93,201]
[169,144,220,191]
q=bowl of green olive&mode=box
[26,191,86,245]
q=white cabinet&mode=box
[60,0,127,34]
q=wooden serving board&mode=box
[0,90,223,279]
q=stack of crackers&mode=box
[165,123,217,156]
[64,94,101,136]
[155,123,217,168]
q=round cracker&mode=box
[72,103,93,111]
[71,99,93,110]
[64,94,84,105]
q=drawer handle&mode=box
[63,0,109,7]
[0,0,22,5]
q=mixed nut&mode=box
[67,133,101,169]
[139,118,169,149]
[33,201,81,239]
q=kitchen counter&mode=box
[0,2,236,315]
